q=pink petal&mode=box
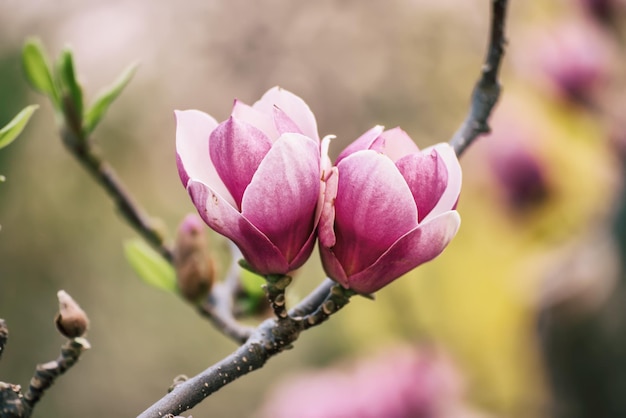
[209,116,272,209]
[332,150,418,277]
[253,86,320,142]
[187,180,289,274]
[175,110,236,208]
[174,109,218,187]
[336,125,384,164]
[319,243,350,289]
[345,211,461,294]
[273,106,303,136]
[377,127,420,162]
[241,133,321,264]
[318,167,339,249]
[232,99,279,140]
[421,143,462,221]
[395,149,449,223]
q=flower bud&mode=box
[55,290,89,339]
[173,214,215,302]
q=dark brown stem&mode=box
[22,338,90,410]
[137,278,356,417]
[449,0,509,157]
[264,274,292,319]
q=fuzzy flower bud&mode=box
[173,214,215,303]
[55,290,89,339]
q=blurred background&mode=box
[1,0,626,417]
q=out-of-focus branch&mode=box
[0,319,7,362]
[22,338,91,411]
[197,284,254,345]
[449,0,509,157]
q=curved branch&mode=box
[61,126,174,262]
[22,338,91,410]
[137,317,302,418]
[449,0,509,157]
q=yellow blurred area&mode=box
[335,83,619,415]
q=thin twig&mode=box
[449,0,509,157]
[60,126,174,263]
[22,338,91,411]
[197,285,254,345]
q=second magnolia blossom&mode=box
[319,126,462,294]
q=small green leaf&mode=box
[57,48,84,127]
[124,239,177,294]
[0,105,38,150]
[22,38,60,107]
[240,268,266,299]
[84,63,138,134]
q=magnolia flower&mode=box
[176,87,326,275]
[319,126,461,294]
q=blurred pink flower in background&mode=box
[176,87,326,275]
[259,345,488,418]
[319,126,461,294]
[515,19,614,103]
[488,139,550,212]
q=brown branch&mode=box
[449,0,509,157]
[137,278,354,417]
[61,126,174,263]
[22,338,90,410]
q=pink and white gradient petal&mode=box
[345,210,461,294]
[209,116,272,209]
[187,180,289,274]
[396,149,449,223]
[421,143,462,222]
[253,86,320,142]
[333,151,418,276]
[242,133,321,264]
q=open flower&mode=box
[176,87,326,275]
[319,126,462,294]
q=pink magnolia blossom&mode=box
[259,345,486,418]
[319,126,461,294]
[175,87,327,275]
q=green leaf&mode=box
[22,38,60,107]
[240,268,266,299]
[0,105,38,150]
[124,239,177,294]
[57,48,84,126]
[84,63,138,134]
